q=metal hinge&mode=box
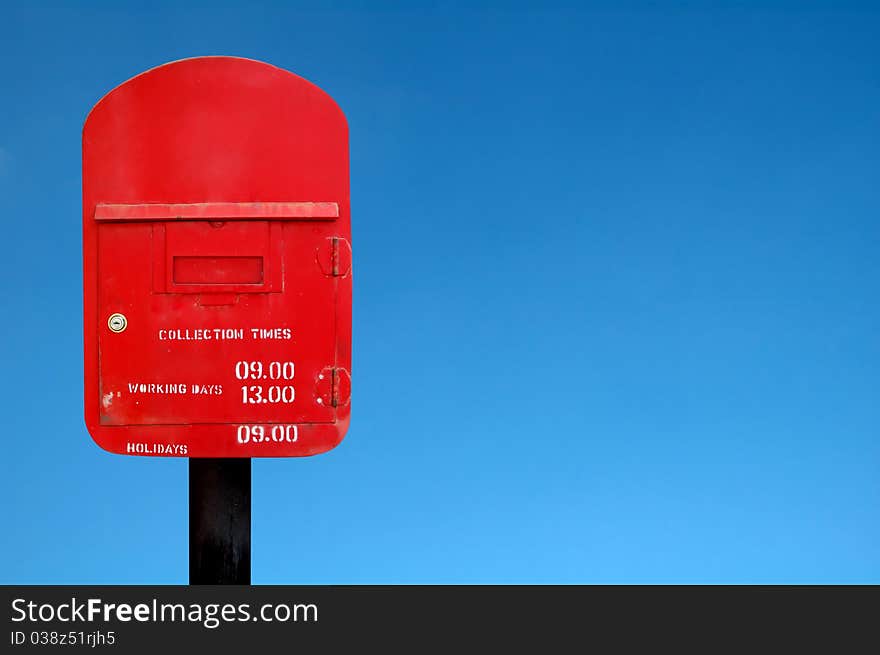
[316,367,351,408]
[317,237,352,277]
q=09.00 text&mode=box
[236,425,298,444]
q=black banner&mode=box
[2,586,876,652]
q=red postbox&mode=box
[83,57,351,457]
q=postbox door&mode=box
[94,205,344,428]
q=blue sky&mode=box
[1,1,878,583]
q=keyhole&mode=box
[108,313,128,333]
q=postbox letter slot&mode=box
[151,220,280,294]
[173,256,264,285]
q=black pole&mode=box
[189,458,251,584]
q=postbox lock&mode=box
[107,313,128,333]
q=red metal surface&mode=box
[83,57,351,457]
[94,201,338,221]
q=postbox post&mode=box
[189,458,251,584]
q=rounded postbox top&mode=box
[83,56,348,206]
[85,56,347,125]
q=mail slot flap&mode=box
[95,201,338,221]
[151,220,282,294]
